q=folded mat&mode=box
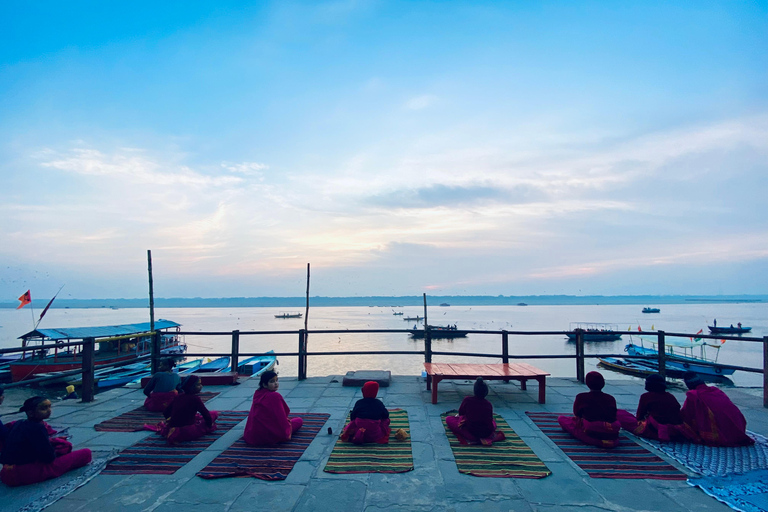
[102,410,248,475]
[323,408,413,474]
[196,413,330,480]
[641,431,768,477]
[441,411,551,478]
[94,392,219,432]
[526,412,686,479]
[689,469,768,512]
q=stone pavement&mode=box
[2,375,766,512]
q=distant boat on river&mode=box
[410,325,468,339]
[642,307,660,313]
[275,312,303,319]
[566,323,623,342]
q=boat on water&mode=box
[227,351,277,376]
[393,312,404,316]
[598,357,687,378]
[517,303,528,306]
[275,312,303,319]
[624,335,734,377]
[403,316,423,321]
[410,325,468,339]
[10,320,185,382]
[709,324,751,334]
[195,356,230,373]
[642,307,661,314]
[439,303,450,307]
[566,323,623,342]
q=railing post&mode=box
[81,337,95,403]
[151,330,162,374]
[657,330,666,379]
[231,330,240,374]
[575,329,585,383]
[501,330,509,365]
[424,326,432,364]
[298,329,307,380]
[763,336,768,408]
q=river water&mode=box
[1,303,765,387]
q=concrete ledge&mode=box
[342,370,391,387]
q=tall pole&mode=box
[303,263,310,378]
[422,293,428,327]
[148,250,157,373]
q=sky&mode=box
[1,1,767,300]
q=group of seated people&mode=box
[0,365,754,488]
[558,371,754,448]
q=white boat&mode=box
[624,334,734,377]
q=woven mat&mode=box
[196,413,330,480]
[441,411,551,478]
[526,412,686,480]
[689,469,768,512]
[323,408,413,474]
[102,410,248,475]
[640,431,768,477]
[94,392,219,432]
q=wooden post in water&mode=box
[81,337,95,402]
[763,336,768,408]
[231,330,240,374]
[575,329,585,383]
[657,330,666,379]
[502,330,509,365]
[147,250,157,374]
[303,263,310,378]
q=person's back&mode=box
[558,371,620,448]
[681,372,752,447]
[0,419,54,465]
[165,393,211,428]
[144,371,180,395]
[341,381,391,444]
[574,389,617,422]
[637,390,683,425]
[458,395,494,438]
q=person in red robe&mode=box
[143,358,181,412]
[446,377,506,446]
[558,371,621,448]
[680,372,753,447]
[147,375,218,444]
[341,381,391,444]
[0,397,92,487]
[243,371,302,446]
[618,374,699,442]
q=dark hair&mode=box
[181,375,200,394]
[20,396,47,414]
[683,371,705,390]
[473,377,489,399]
[159,358,175,371]
[259,370,278,389]
[645,374,666,393]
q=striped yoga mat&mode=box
[526,412,686,480]
[102,410,248,475]
[94,392,219,432]
[323,408,413,474]
[441,412,551,478]
[197,413,330,480]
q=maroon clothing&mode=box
[573,390,617,422]
[458,396,496,439]
[636,391,683,424]
[164,393,213,428]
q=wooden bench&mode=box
[423,363,549,404]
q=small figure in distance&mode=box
[341,381,391,444]
[0,396,92,487]
[243,371,302,446]
[558,371,621,448]
[446,377,505,446]
[681,372,753,447]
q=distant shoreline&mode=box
[0,294,765,309]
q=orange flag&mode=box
[17,290,31,309]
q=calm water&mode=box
[1,303,765,386]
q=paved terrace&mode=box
[3,375,767,512]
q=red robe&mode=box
[681,384,753,447]
[243,388,301,446]
[625,391,699,442]
[558,390,621,448]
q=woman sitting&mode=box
[618,374,699,442]
[152,375,218,444]
[143,358,181,412]
[341,381,391,444]
[244,371,302,446]
[558,371,621,448]
[681,372,753,447]
[446,377,505,446]
[0,397,92,487]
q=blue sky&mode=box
[1,1,767,300]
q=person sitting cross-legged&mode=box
[341,381,391,444]
[446,377,506,446]
[558,371,621,448]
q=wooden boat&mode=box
[439,303,450,307]
[642,307,661,313]
[275,313,302,319]
[403,316,423,321]
[10,320,185,382]
[566,323,622,342]
[709,325,751,334]
[229,351,277,376]
[393,312,404,316]
[625,335,735,376]
[195,356,230,373]
[410,325,468,339]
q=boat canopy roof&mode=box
[633,334,720,349]
[19,319,181,341]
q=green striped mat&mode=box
[441,411,551,478]
[323,408,414,474]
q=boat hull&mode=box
[709,326,751,334]
[625,344,734,376]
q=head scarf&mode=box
[259,370,278,389]
[362,381,379,399]
[20,396,46,414]
[473,377,489,398]
[645,374,666,393]
[181,374,200,394]
[585,371,605,391]
[683,371,704,390]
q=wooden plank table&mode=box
[423,363,550,404]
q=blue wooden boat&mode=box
[625,336,734,376]
[228,351,277,376]
[642,307,661,313]
[196,356,230,373]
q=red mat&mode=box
[94,392,219,432]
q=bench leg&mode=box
[426,374,431,391]
[520,379,527,391]
[431,376,440,404]
[537,377,546,404]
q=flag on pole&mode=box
[692,329,703,342]
[637,325,642,332]
[17,290,31,309]
[36,287,63,327]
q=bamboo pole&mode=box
[148,250,157,373]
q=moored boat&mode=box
[642,307,661,313]
[195,356,230,373]
[624,335,735,376]
[403,316,423,321]
[410,325,468,339]
[228,351,277,376]
[566,323,622,342]
[275,312,302,319]
[709,325,751,334]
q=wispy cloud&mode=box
[405,94,438,110]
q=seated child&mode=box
[446,377,506,446]
[143,358,181,412]
[0,397,92,487]
[558,371,621,448]
[341,381,391,444]
[244,371,302,446]
[618,374,698,442]
[150,375,218,444]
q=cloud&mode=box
[405,94,438,110]
[368,183,544,208]
[221,161,269,175]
